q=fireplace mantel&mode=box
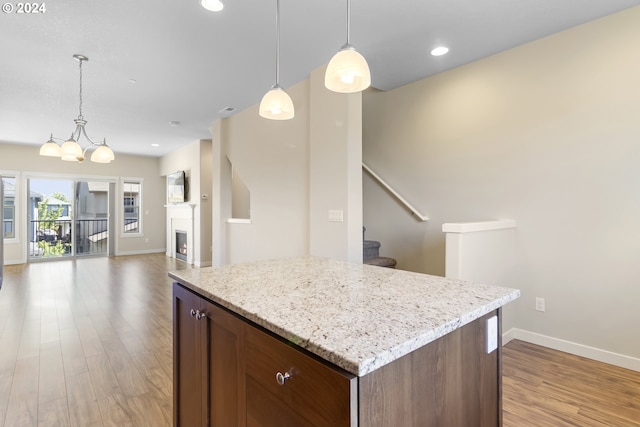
[166,203,196,264]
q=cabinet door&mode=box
[245,324,357,427]
[173,283,207,427]
[202,299,246,427]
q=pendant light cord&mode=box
[346,0,351,45]
[275,0,281,86]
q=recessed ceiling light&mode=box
[128,79,137,84]
[151,143,160,147]
[218,106,236,114]
[168,121,181,127]
[201,0,223,12]
[430,46,449,57]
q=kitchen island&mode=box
[169,256,519,427]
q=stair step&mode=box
[363,240,381,259]
[364,257,397,269]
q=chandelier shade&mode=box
[60,136,83,161]
[91,143,115,163]
[40,54,114,163]
[39,135,62,157]
[260,0,294,120]
[325,0,371,93]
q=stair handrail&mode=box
[362,163,428,222]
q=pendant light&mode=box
[325,0,370,93]
[40,55,114,163]
[201,0,223,12]
[259,0,294,120]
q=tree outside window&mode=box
[36,193,71,256]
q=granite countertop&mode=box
[169,256,520,377]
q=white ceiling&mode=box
[1,0,639,158]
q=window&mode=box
[2,175,16,239]
[122,179,142,235]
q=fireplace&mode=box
[175,230,188,261]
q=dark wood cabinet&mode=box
[358,311,501,427]
[173,283,245,426]
[173,282,502,427]
[245,322,357,427]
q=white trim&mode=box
[503,328,640,373]
[1,172,19,243]
[3,257,27,265]
[23,171,119,182]
[115,248,165,256]
[121,177,144,238]
[442,219,517,233]
[226,218,251,224]
[502,327,517,345]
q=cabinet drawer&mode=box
[245,324,357,427]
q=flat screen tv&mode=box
[167,170,187,203]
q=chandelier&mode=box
[39,54,114,163]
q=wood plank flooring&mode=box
[503,339,640,427]
[1,254,639,426]
[0,254,191,427]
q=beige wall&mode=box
[362,6,640,364]
[0,142,165,263]
[309,67,363,263]
[215,79,311,264]
[210,65,363,265]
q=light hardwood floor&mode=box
[0,254,639,426]
[503,340,640,427]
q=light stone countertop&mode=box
[169,256,520,377]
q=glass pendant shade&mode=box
[259,85,294,120]
[325,45,371,93]
[39,136,61,157]
[90,144,115,163]
[60,137,83,161]
[201,0,223,11]
[261,0,294,120]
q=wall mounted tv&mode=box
[167,170,188,203]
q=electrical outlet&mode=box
[535,297,545,312]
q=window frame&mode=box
[121,177,143,237]
[1,172,19,243]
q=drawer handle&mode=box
[275,371,291,386]
[190,309,206,320]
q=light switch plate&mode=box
[328,210,344,222]
[486,315,498,353]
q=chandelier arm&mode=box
[78,123,101,146]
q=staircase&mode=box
[363,227,397,268]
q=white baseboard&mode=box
[503,328,640,373]
[4,257,26,265]
[115,248,166,256]
[502,327,516,345]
